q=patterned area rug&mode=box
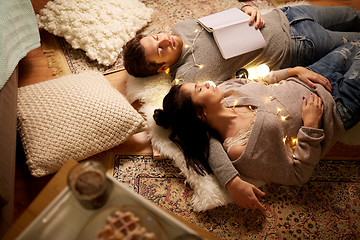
[113,155,360,239]
[55,0,273,75]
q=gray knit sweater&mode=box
[208,72,345,187]
[170,8,291,84]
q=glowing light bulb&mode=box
[194,29,200,33]
[276,107,282,114]
[184,44,190,48]
[173,78,182,85]
[282,136,287,144]
[247,64,270,80]
[198,64,204,69]
[232,99,239,109]
[164,68,170,74]
[280,115,288,121]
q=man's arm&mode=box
[240,5,266,29]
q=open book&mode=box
[198,7,267,59]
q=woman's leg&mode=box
[282,5,360,67]
[307,39,360,130]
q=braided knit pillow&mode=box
[17,71,147,177]
[36,0,153,66]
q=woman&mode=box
[153,39,360,211]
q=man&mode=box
[123,4,360,83]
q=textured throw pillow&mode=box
[17,71,147,177]
[36,0,153,66]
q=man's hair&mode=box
[123,34,164,77]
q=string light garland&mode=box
[171,27,205,85]
[247,64,270,80]
[227,72,299,157]
[267,85,298,155]
[165,25,298,157]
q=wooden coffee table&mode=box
[3,159,220,240]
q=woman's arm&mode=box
[287,93,325,185]
[208,138,266,211]
[208,138,239,187]
[288,67,333,92]
[226,175,266,211]
[265,67,332,92]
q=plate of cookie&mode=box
[76,205,169,240]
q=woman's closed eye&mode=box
[195,84,202,92]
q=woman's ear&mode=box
[197,111,207,121]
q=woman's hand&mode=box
[302,93,324,128]
[241,6,265,29]
[226,175,266,211]
[288,67,333,92]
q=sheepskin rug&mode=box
[126,73,233,211]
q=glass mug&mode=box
[67,161,112,210]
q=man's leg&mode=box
[281,5,360,67]
[307,39,360,130]
[294,5,360,31]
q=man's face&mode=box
[140,33,183,72]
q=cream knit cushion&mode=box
[17,71,147,177]
[36,0,153,66]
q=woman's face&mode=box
[181,82,224,107]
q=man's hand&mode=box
[242,6,265,29]
[226,176,266,211]
[288,67,333,92]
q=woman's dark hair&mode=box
[153,85,216,176]
[122,34,164,77]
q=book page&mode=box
[213,23,266,59]
[198,8,249,31]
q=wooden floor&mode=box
[13,0,360,226]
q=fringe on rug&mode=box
[41,32,71,77]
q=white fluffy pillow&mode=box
[126,74,233,211]
[36,0,153,66]
[17,71,147,177]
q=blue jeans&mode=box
[307,39,360,130]
[281,5,360,67]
